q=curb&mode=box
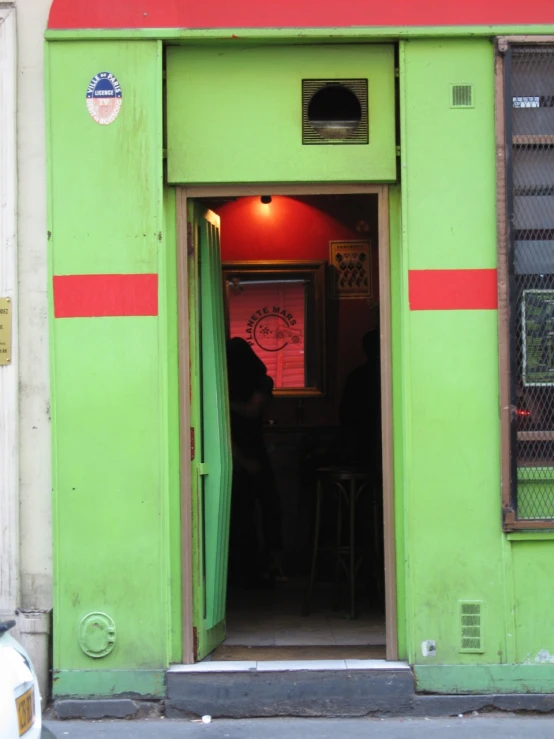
[49,693,554,720]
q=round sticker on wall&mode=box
[86,72,122,125]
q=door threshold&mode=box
[168,659,410,673]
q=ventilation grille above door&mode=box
[302,79,369,145]
[459,600,484,653]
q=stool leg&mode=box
[333,484,343,610]
[349,479,356,620]
[303,481,322,616]
[375,490,384,605]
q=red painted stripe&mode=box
[47,0,554,30]
[53,274,158,318]
[409,269,498,311]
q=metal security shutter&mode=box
[505,43,554,524]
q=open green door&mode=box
[188,202,233,661]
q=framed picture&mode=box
[522,289,554,386]
[330,240,372,298]
[222,261,326,397]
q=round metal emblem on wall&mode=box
[86,72,122,125]
[78,612,116,658]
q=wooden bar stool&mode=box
[302,467,371,620]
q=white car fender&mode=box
[0,626,45,739]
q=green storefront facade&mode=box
[45,0,554,702]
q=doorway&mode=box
[177,185,396,664]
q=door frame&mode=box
[176,183,398,663]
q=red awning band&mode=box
[47,0,554,30]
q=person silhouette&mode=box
[226,338,283,588]
[338,327,382,478]
[338,327,384,601]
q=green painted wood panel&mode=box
[47,41,179,679]
[163,188,183,663]
[51,318,166,668]
[45,30,554,699]
[166,45,396,184]
[47,41,163,275]
[389,184,407,661]
[44,26,554,43]
[188,203,233,660]
[407,311,505,664]
[400,41,505,667]
[402,40,496,270]
[415,663,554,694]
[198,211,232,629]
[511,541,554,664]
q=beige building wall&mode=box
[17,0,53,613]
[1,2,52,685]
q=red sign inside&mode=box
[228,282,306,389]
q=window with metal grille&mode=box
[497,39,554,528]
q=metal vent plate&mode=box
[451,84,474,108]
[302,79,369,145]
[459,601,484,653]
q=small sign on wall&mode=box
[0,298,12,365]
[330,240,372,299]
[86,72,122,125]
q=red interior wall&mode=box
[220,196,359,261]
[218,195,378,425]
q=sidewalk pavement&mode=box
[44,715,554,738]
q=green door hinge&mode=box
[396,145,401,157]
[198,463,210,476]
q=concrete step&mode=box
[166,660,414,718]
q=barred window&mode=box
[497,40,554,528]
